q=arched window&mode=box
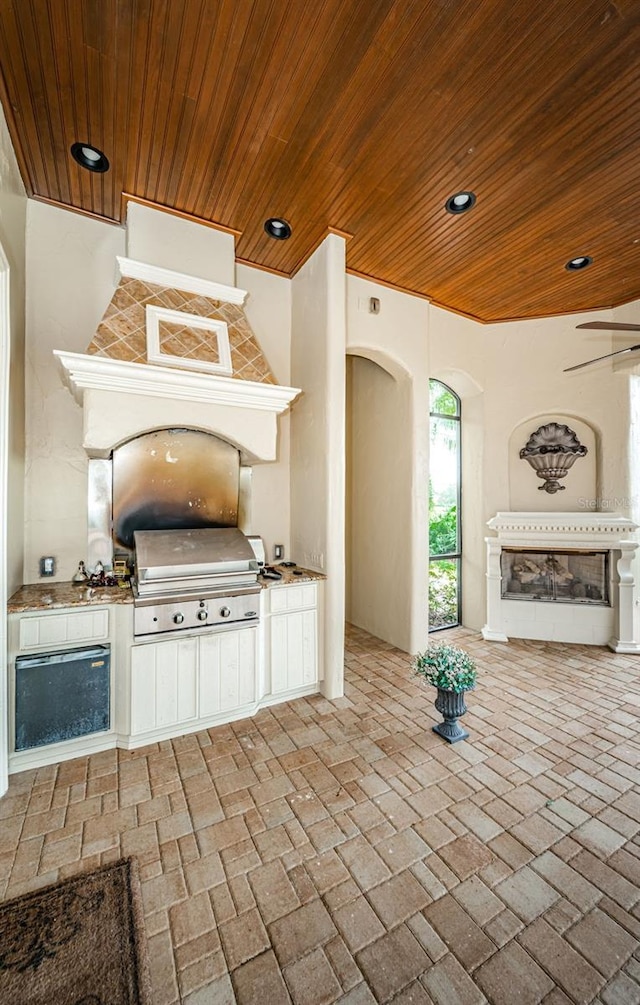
[429,379,461,631]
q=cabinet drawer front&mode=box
[19,609,110,651]
[268,583,317,613]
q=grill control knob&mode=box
[173,613,184,624]
[219,606,232,619]
[197,609,208,622]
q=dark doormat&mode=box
[0,857,152,1005]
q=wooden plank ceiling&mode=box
[1,0,640,322]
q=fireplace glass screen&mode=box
[501,549,609,605]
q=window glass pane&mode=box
[429,558,459,630]
[429,378,461,632]
[429,379,459,416]
[429,416,459,555]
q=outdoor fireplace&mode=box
[483,512,639,651]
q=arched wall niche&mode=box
[509,413,597,512]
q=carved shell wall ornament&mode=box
[519,422,588,494]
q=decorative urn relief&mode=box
[519,422,587,494]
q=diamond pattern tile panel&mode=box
[86,276,277,384]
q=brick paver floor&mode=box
[1,624,640,1004]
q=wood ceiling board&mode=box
[2,0,640,320]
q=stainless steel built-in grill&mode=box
[133,527,261,637]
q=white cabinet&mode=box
[130,627,257,738]
[8,579,322,764]
[130,636,198,735]
[266,583,320,695]
[199,630,256,715]
[271,609,317,693]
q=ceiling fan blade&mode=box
[576,321,640,331]
[564,343,640,372]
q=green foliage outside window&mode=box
[428,379,461,631]
[429,559,458,629]
[429,502,457,556]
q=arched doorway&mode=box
[346,352,420,651]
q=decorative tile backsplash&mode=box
[86,277,276,385]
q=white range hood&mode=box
[54,257,300,463]
[54,349,300,462]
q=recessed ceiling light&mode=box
[565,256,592,271]
[264,217,292,240]
[445,191,476,214]
[70,142,110,173]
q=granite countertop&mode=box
[258,565,326,588]
[7,582,134,613]
[8,566,325,613]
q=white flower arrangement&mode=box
[412,642,477,694]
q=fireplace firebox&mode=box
[500,549,609,605]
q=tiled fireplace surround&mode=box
[482,513,640,652]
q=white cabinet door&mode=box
[130,637,198,734]
[199,629,257,717]
[270,609,317,693]
[130,644,156,735]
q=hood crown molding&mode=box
[54,350,300,413]
[116,256,247,305]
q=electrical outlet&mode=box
[39,556,56,577]
[274,544,284,561]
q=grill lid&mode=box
[134,527,258,593]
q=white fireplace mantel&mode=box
[482,511,640,653]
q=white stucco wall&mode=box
[0,104,27,597]
[126,202,235,287]
[0,101,27,795]
[236,263,292,563]
[291,235,346,697]
[24,202,126,581]
[346,275,430,653]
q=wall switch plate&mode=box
[274,544,284,561]
[39,556,56,577]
